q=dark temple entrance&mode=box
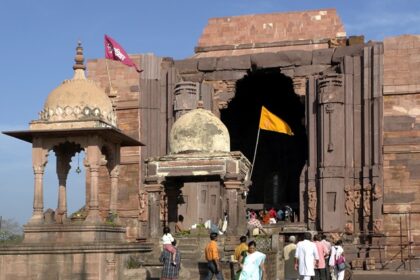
[221,69,307,213]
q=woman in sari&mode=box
[238,241,266,280]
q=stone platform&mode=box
[22,224,126,243]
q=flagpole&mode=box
[249,126,261,180]
[105,59,114,94]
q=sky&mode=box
[0,0,419,226]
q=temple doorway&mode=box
[220,69,307,216]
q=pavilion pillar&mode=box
[29,139,48,225]
[109,144,120,215]
[109,166,120,214]
[55,149,72,224]
[85,142,102,224]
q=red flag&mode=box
[104,34,142,73]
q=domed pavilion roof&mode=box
[38,42,116,128]
[169,108,230,154]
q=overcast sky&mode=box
[0,0,419,225]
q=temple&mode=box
[1,8,420,279]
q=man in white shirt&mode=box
[294,232,319,280]
[284,235,299,280]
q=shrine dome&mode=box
[169,108,230,154]
[39,42,116,127]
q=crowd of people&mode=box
[284,232,350,280]
[246,206,296,225]
[159,212,350,280]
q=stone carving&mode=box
[55,208,66,224]
[373,218,383,234]
[110,165,120,178]
[363,184,372,217]
[138,191,148,221]
[353,184,362,209]
[40,103,116,126]
[159,192,167,221]
[345,222,354,234]
[329,232,341,244]
[365,257,376,271]
[33,165,46,175]
[100,154,108,166]
[372,184,382,200]
[318,74,344,104]
[308,186,317,221]
[325,103,335,152]
[293,77,306,96]
[344,185,355,215]
[44,208,55,224]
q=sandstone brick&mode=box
[216,55,251,70]
[180,72,204,83]
[276,50,313,66]
[331,45,364,64]
[203,70,247,81]
[312,48,334,64]
[197,9,345,48]
[174,59,198,74]
[294,65,330,76]
[198,57,218,71]
[249,53,279,68]
[348,35,365,46]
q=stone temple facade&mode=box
[1,8,420,279]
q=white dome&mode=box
[169,109,230,154]
[38,43,116,127]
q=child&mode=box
[162,226,177,266]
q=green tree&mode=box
[0,217,23,244]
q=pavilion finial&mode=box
[73,41,86,71]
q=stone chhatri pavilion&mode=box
[1,7,420,279]
[1,43,151,279]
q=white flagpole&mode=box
[105,59,115,95]
[249,126,261,180]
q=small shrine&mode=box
[144,102,251,237]
[4,43,144,243]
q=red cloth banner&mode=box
[104,34,142,72]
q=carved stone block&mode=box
[216,55,251,70]
[351,258,364,270]
[365,257,376,270]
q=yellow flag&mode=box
[259,106,294,136]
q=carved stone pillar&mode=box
[138,189,149,239]
[237,185,249,236]
[371,183,383,235]
[317,74,346,232]
[145,183,164,238]
[55,149,72,224]
[224,179,241,235]
[109,144,120,214]
[85,143,102,224]
[29,139,48,224]
[109,165,120,214]
[363,184,372,232]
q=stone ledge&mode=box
[383,144,420,154]
[195,38,331,53]
[383,84,420,95]
[383,203,420,214]
[0,242,153,255]
[22,224,127,243]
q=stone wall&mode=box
[382,35,420,265]
[0,243,151,280]
[87,58,142,239]
[195,9,346,57]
